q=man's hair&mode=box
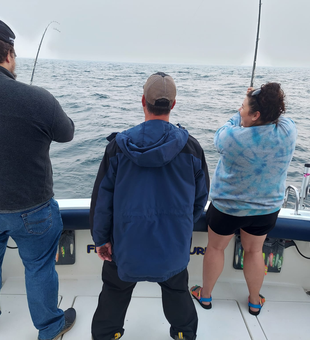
[0,40,15,63]
[146,99,172,116]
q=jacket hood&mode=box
[115,120,189,167]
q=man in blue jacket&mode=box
[90,72,209,340]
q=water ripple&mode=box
[16,59,310,199]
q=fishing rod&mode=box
[30,21,60,85]
[250,0,262,87]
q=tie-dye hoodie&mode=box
[210,112,297,216]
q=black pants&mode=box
[92,261,198,340]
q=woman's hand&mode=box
[247,87,255,94]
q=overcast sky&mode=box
[1,0,310,67]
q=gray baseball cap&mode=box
[143,72,176,107]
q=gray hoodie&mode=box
[0,66,74,212]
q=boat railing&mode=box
[58,199,310,242]
[283,185,300,215]
[283,163,310,214]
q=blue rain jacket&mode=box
[90,120,209,282]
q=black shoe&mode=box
[92,332,122,340]
[51,307,76,340]
[111,333,122,339]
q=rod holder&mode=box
[299,163,310,208]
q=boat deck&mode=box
[1,276,310,340]
[1,199,310,340]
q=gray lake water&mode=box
[15,59,310,207]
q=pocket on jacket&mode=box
[22,201,52,235]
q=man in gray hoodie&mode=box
[0,20,76,340]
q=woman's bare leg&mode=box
[240,229,267,313]
[200,226,234,306]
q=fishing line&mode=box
[30,21,60,85]
[177,0,207,46]
[191,0,206,20]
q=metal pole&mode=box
[250,0,262,87]
[299,163,310,209]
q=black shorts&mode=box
[206,202,280,236]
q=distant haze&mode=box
[1,0,310,67]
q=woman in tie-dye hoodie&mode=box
[191,83,297,316]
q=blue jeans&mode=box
[0,198,65,340]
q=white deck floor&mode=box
[1,277,310,340]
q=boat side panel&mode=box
[60,207,310,242]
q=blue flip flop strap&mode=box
[191,286,212,303]
[200,296,212,303]
[248,301,262,309]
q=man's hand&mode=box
[96,242,112,262]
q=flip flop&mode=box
[248,294,265,316]
[190,285,212,309]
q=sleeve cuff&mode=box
[96,243,106,247]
